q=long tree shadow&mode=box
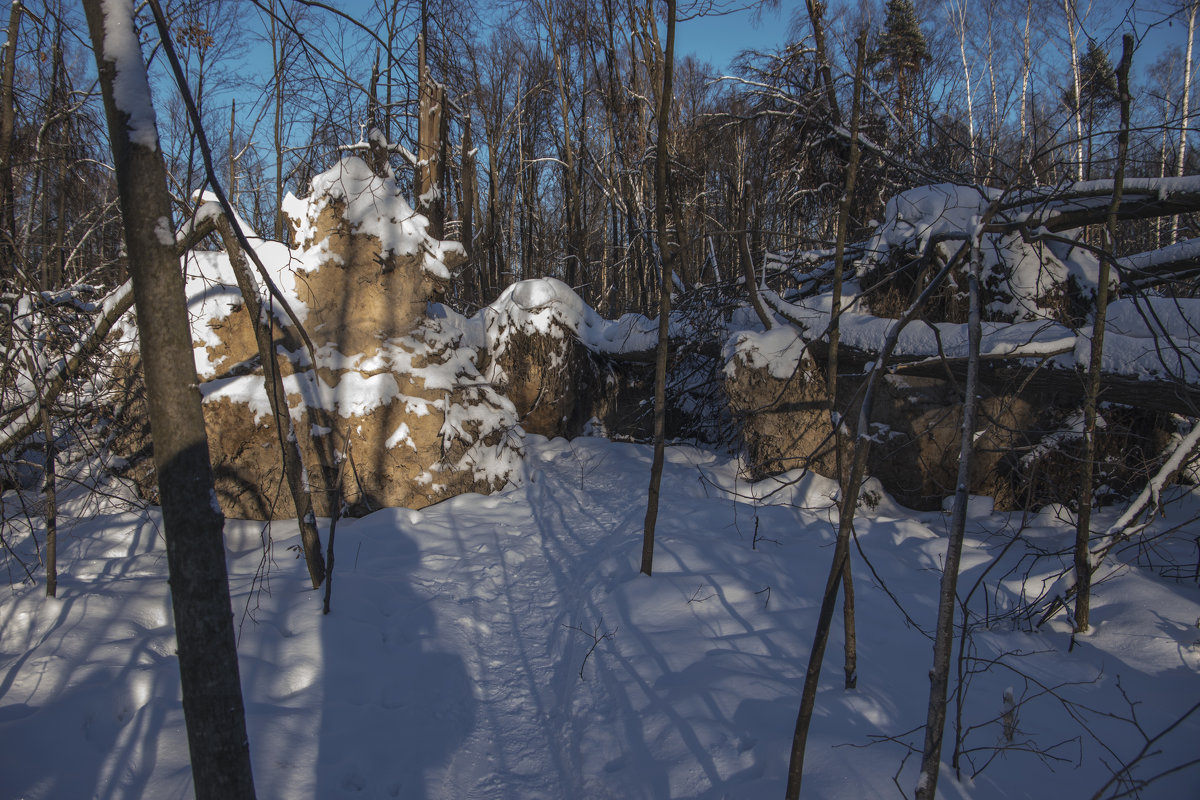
[315,519,476,799]
[0,512,188,799]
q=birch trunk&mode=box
[954,0,976,179]
[1019,0,1032,173]
[1064,0,1085,181]
[1174,2,1197,244]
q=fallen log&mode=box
[806,338,1200,416]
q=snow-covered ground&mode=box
[2,435,1198,799]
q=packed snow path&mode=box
[2,436,1198,798]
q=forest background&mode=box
[6,0,1200,315]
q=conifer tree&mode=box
[1063,40,1119,178]
[875,0,929,132]
[1064,40,1119,116]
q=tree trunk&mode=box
[217,217,325,587]
[1064,0,1085,181]
[804,0,841,125]
[737,174,771,329]
[272,0,285,241]
[1174,2,1197,244]
[785,194,1004,800]
[462,116,475,267]
[951,0,976,179]
[1074,35,1133,636]
[832,33,867,694]
[640,0,675,577]
[229,100,236,204]
[416,32,446,241]
[785,38,868,798]
[543,0,584,290]
[1019,0,1032,175]
[915,235,984,800]
[0,0,20,283]
[83,2,256,796]
[40,374,56,598]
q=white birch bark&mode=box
[950,0,976,179]
[1064,0,1084,181]
[1020,0,1033,171]
[1174,1,1198,243]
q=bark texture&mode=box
[83,2,256,796]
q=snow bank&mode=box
[861,182,1102,321]
[4,437,1198,799]
[1087,297,1200,384]
[483,278,659,364]
[723,325,809,379]
[865,183,999,258]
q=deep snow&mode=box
[1,435,1198,799]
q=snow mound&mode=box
[865,183,999,257]
[723,325,809,379]
[483,278,658,365]
[4,437,1198,799]
[282,155,461,280]
[1089,297,1200,384]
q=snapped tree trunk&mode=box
[462,116,475,266]
[83,1,256,797]
[416,31,445,240]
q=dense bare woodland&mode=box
[2,1,1200,798]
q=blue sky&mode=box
[673,0,1196,85]
[675,2,790,73]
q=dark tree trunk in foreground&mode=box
[147,0,325,588]
[830,34,867,694]
[83,2,256,797]
[915,241,984,800]
[1073,36,1133,636]
[640,0,676,577]
[785,35,867,797]
[0,0,19,282]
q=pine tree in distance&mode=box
[874,0,929,133]
[1063,40,1119,116]
[1063,39,1120,178]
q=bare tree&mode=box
[914,210,986,800]
[1073,35,1133,635]
[641,0,676,577]
[0,0,21,283]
